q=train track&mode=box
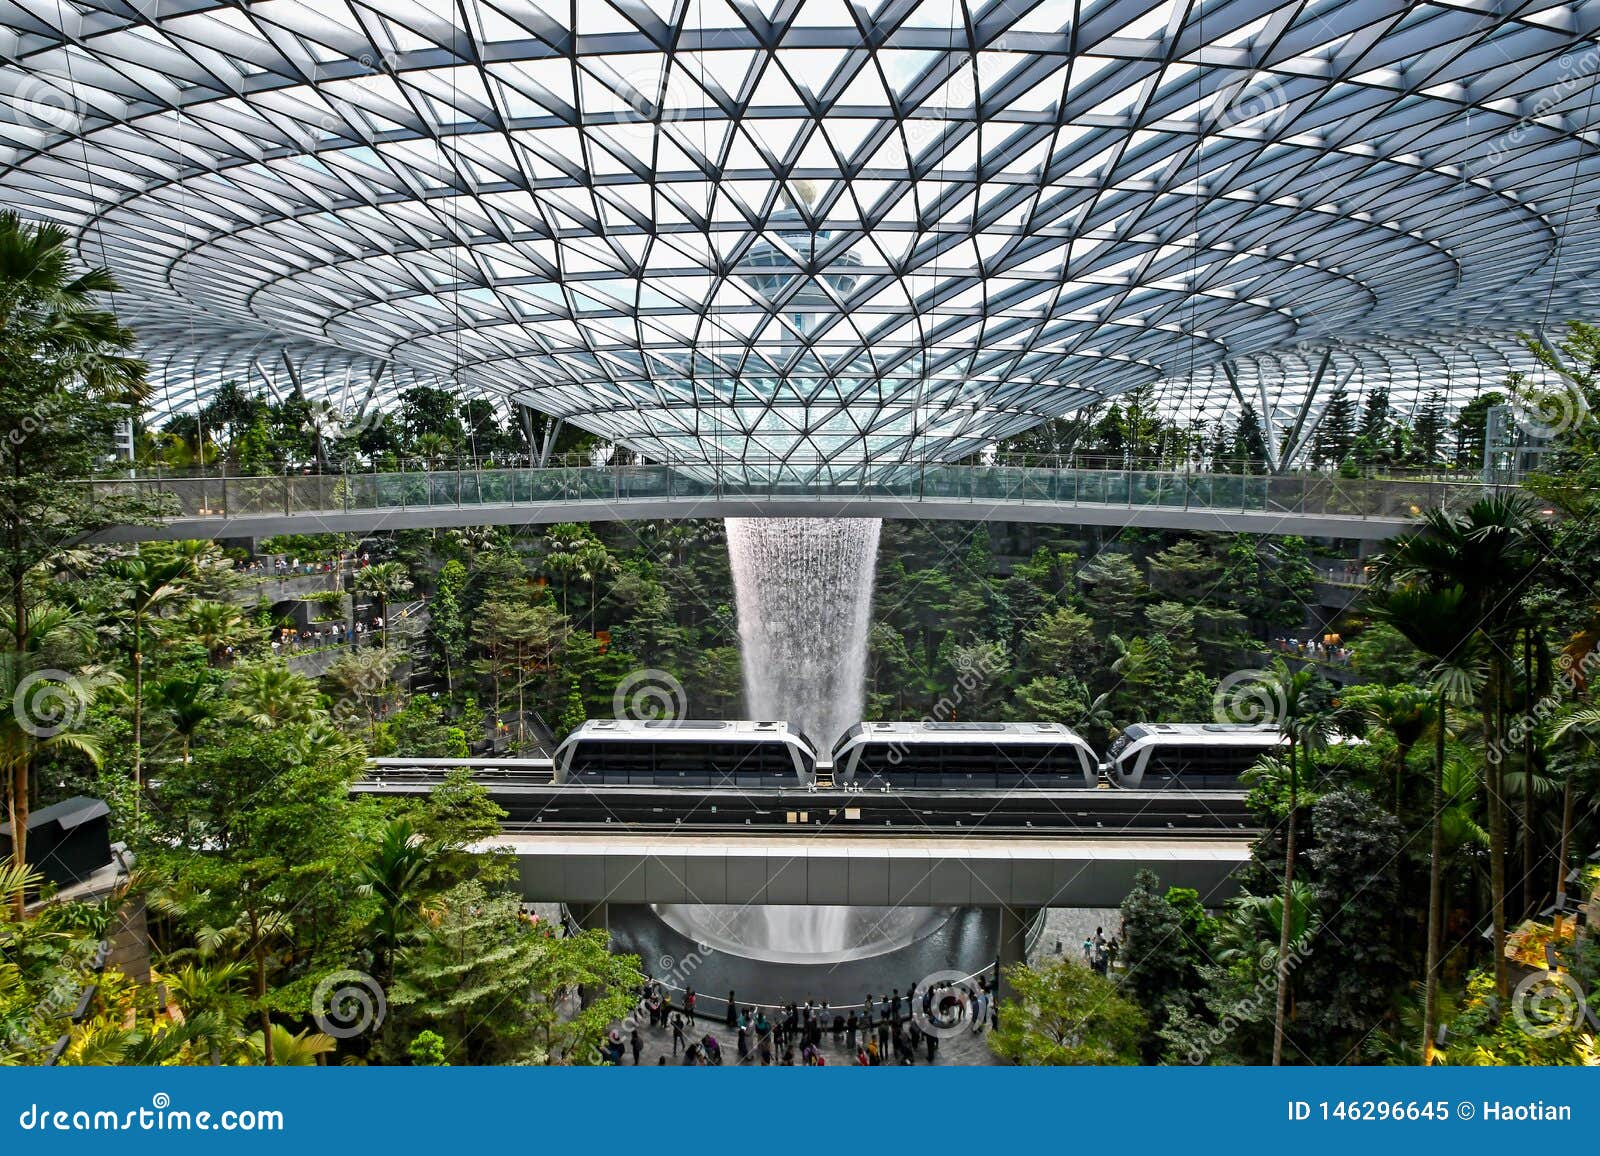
[352,776,1256,835]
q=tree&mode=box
[150,670,222,765]
[1374,494,1546,1002]
[142,723,366,1065]
[1231,404,1270,471]
[1119,869,1213,1055]
[324,646,403,740]
[1296,787,1405,1062]
[357,818,438,990]
[228,662,324,728]
[102,552,196,789]
[1357,386,1392,456]
[182,600,248,665]
[0,607,106,916]
[1147,539,1219,602]
[1451,391,1505,470]
[358,562,415,648]
[430,559,468,696]
[1369,581,1484,1060]
[1019,606,1100,682]
[1235,659,1331,1065]
[1076,553,1146,637]
[0,212,149,883]
[385,881,639,1065]
[1311,383,1357,467]
[1411,390,1449,467]
[988,957,1144,1065]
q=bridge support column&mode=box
[996,903,1037,1004]
[567,902,611,938]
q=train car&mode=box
[552,719,816,787]
[831,721,1099,789]
[1104,723,1285,790]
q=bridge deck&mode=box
[487,830,1252,908]
[88,465,1508,541]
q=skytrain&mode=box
[548,718,1285,792]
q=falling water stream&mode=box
[725,516,882,757]
[718,516,892,960]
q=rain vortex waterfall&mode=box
[725,517,881,754]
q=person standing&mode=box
[630,1027,643,1065]
[671,1013,687,1056]
[684,988,696,1022]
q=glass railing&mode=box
[86,464,1517,524]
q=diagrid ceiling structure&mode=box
[2,0,1600,467]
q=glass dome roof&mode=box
[3,0,1599,466]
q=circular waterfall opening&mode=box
[653,903,957,965]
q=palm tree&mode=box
[1341,682,1435,813]
[1548,708,1600,916]
[182,599,246,665]
[102,553,196,789]
[1256,658,1330,1065]
[413,431,455,471]
[1369,581,1481,1063]
[1373,493,1545,1002]
[247,1024,337,1066]
[0,613,105,917]
[357,561,413,648]
[166,960,251,1065]
[150,672,221,763]
[0,211,146,886]
[228,663,324,728]
[576,541,618,633]
[357,818,438,988]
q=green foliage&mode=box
[988,958,1144,1065]
[408,1030,449,1066]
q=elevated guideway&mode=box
[86,464,1512,542]
[355,763,1256,907]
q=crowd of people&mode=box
[599,978,1000,1066]
[1081,925,1118,976]
[1270,635,1354,665]
[235,551,370,578]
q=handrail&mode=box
[85,463,1519,527]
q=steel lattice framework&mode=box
[2,0,1599,466]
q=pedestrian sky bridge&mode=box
[90,463,1518,542]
